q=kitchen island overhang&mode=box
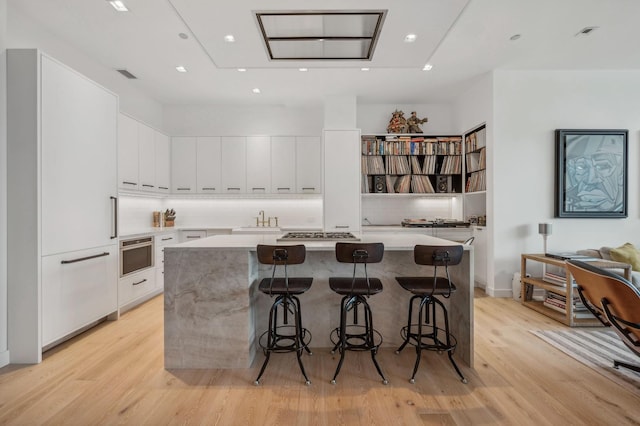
[164,233,474,370]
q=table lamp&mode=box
[538,223,552,255]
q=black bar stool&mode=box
[395,244,467,384]
[329,242,388,385]
[255,244,313,385]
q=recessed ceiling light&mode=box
[175,66,187,73]
[509,34,521,41]
[575,26,599,37]
[361,68,370,71]
[299,68,308,72]
[224,35,235,43]
[237,68,247,72]
[252,88,261,94]
[178,33,189,40]
[404,34,417,43]
[107,0,128,12]
[422,64,433,71]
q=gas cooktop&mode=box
[277,232,360,242]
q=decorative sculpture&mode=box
[387,110,408,133]
[406,111,428,133]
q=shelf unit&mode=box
[361,134,463,194]
[520,254,631,327]
[464,125,486,193]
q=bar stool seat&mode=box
[329,242,388,385]
[254,244,313,385]
[395,244,467,384]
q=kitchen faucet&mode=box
[256,210,278,227]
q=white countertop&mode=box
[119,226,323,239]
[166,232,470,251]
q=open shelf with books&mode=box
[464,125,486,193]
[520,253,631,327]
[361,134,463,194]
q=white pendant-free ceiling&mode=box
[255,11,386,61]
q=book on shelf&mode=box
[545,252,599,261]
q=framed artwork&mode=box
[555,129,628,218]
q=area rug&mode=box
[530,329,639,393]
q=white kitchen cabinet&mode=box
[118,113,139,191]
[138,123,156,192]
[8,49,118,362]
[42,246,118,346]
[473,226,487,286]
[323,130,361,231]
[155,131,171,194]
[246,136,271,194]
[180,229,208,243]
[171,137,197,194]
[296,136,322,194]
[118,267,156,308]
[221,137,247,193]
[197,137,221,193]
[154,232,178,290]
[271,136,296,194]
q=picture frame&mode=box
[555,129,628,218]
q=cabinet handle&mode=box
[142,184,154,188]
[227,187,240,191]
[110,196,118,239]
[177,187,191,191]
[133,279,147,286]
[252,187,265,191]
[161,237,173,241]
[158,186,169,190]
[335,225,349,229]
[122,181,137,186]
[277,187,290,191]
[302,187,315,191]
[201,187,216,191]
[186,236,201,239]
[61,252,110,264]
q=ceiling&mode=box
[9,0,640,107]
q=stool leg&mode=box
[290,295,311,385]
[363,296,388,384]
[409,296,429,383]
[331,295,352,384]
[434,297,467,384]
[255,296,282,385]
[396,295,419,354]
[293,296,312,355]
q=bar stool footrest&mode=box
[399,324,457,353]
[330,325,383,352]
[258,325,312,354]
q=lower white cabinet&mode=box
[155,232,178,289]
[41,245,118,346]
[180,229,208,243]
[118,267,156,307]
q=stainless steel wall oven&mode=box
[120,236,154,277]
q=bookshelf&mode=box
[361,134,463,194]
[520,254,631,327]
[464,125,486,193]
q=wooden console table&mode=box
[520,254,631,327]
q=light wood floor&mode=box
[1,291,639,425]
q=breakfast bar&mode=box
[163,233,474,370]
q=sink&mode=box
[231,227,282,234]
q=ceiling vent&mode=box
[116,69,138,79]
[255,10,386,61]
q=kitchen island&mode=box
[164,233,474,370]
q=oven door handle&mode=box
[61,252,110,265]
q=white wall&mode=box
[492,70,640,295]
[0,0,9,367]
[362,196,463,225]
[163,105,323,136]
[6,3,163,129]
[356,103,455,134]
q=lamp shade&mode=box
[538,223,552,236]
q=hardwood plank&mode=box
[0,293,639,425]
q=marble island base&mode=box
[164,234,473,370]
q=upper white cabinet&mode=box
[138,123,156,192]
[323,130,361,232]
[221,137,247,193]
[155,131,171,193]
[296,136,322,194]
[8,49,118,362]
[171,137,197,194]
[118,114,139,190]
[197,137,221,193]
[271,136,296,194]
[246,136,271,194]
